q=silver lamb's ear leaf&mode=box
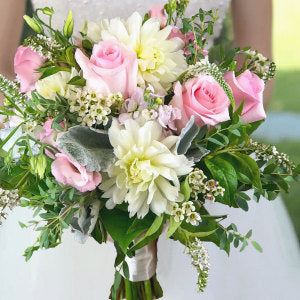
[57,125,114,172]
[185,146,210,163]
[70,200,101,244]
[175,116,200,155]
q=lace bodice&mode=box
[31,0,231,47]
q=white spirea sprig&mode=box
[23,34,65,62]
[250,140,295,173]
[68,88,122,127]
[188,168,225,202]
[245,50,276,82]
[188,237,210,292]
[0,188,20,226]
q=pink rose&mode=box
[39,119,65,158]
[223,70,266,123]
[75,40,138,98]
[170,76,231,132]
[51,152,102,192]
[14,46,46,93]
[170,27,208,56]
[149,5,167,29]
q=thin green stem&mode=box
[144,280,153,300]
[124,279,132,300]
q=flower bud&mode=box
[42,7,54,16]
[63,10,74,38]
[23,15,43,34]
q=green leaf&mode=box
[128,215,166,254]
[111,272,122,300]
[122,261,130,279]
[166,216,182,239]
[39,66,70,80]
[100,208,155,253]
[240,239,248,252]
[235,195,249,211]
[207,137,224,147]
[221,153,262,192]
[180,176,190,202]
[245,229,252,238]
[18,221,27,228]
[173,226,217,246]
[251,241,263,253]
[205,157,237,206]
[234,237,240,248]
[219,231,227,250]
[67,75,86,86]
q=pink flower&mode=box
[170,76,231,132]
[118,88,147,124]
[157,105,181,131]
[149,5,167,28]
[14,46,46,93]
[75,40,138,98]
[170,27,208,56]
[39,119,65,158]
[51,152,102,192]
[223,70,266,123]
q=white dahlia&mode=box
[100,118,193,218]
[82,13,187,94]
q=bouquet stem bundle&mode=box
[110,273,163,300]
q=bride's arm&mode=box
[232,0,273,107]
[0,0,27,105]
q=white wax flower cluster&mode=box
[170,201,201,226]
[68,88,122,127]
[189,169,225,202]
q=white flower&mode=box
[186,212,201,226]
[204,193,215,203]
[182,201,195,215]
[214,186,225,197]
[173,207,185,222]
[205,179,218,191]
[87,12,187,94]
[35,69,78,100]
[100,118,194,218]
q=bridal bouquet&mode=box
[1,1,299,299]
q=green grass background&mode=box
[270,0,300,240]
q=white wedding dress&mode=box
[1,1,300,299]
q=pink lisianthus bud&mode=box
[51,152,102,192]
[14,46,46,93]
[149,5,167,29]
[39,119,65,158]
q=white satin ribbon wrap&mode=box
[121,241,157,282]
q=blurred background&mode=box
[18,0,300,242]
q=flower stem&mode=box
[124,279,132,300]
[144,280,153,300]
